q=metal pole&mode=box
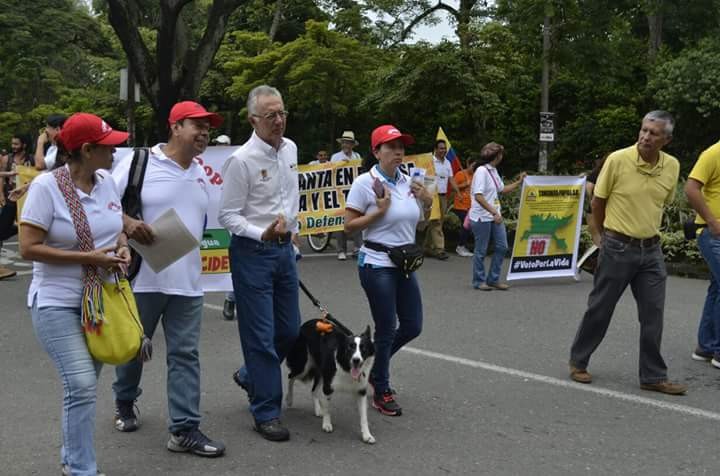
[539,11,551,172]
[126,65,136,146]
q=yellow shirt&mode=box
[594,144,679,239]
[689,140,720,225]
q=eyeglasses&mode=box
[252,110,289,121]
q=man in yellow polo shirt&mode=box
[685,140,720,369]
[569,110,687,395]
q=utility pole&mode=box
[126,65,136,146]
[119,66,138,146]
[538,7,553,172]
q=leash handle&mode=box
[298,279,353,336]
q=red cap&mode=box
[371,125,414,150]
[168,101,224,127]
[57,113,129,151]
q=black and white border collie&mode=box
[286,319,376,444]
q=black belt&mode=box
[364,241,391,252]
[605,230,660,247]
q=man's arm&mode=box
[591,196,607,236]
[34,134,48,170]
[685,178,720,236]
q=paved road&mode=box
[1,240,719,475]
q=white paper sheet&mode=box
[128,208,199,273]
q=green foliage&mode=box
[661,231,702,264]
[222,21,383,160]
[649,37,720,169]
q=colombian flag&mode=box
[436,127,462,174]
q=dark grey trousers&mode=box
[570,234,668,384]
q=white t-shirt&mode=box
[345,166,422,267]
[21,167,124,308]
[113,144,209,296]
[469,165,505,222]
[331,150,361,162]
[433,156,453,194]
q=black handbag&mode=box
[120,148,150,281]
[364,241,424,277]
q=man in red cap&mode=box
[111,101,226,457]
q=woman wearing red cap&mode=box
[19,113,130,476]
[344,125,433,416]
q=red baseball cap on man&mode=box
[371,125,415,150]
[57,113,129,151]
[169,101,224,127]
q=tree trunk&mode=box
[268,0,284,42]
[107,0,245,137]
[646,0,664,61]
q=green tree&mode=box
[0,0,125,146]
[222,20,382,160]
[103,0,249,135]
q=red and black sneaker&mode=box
[372,390,402,416]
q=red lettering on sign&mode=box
[529,240,546,255]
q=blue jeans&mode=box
[471,220,508,286]
[358,266,423,395]
[32,300,102,476]
[697,230,720,355]
[113,293,203,433]
[229,236,300,423]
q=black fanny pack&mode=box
[683,218,707,240]
[364,241,424,277]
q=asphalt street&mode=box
[1,239,719,476]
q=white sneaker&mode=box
[337,251,347,261]
[456,246,473,257]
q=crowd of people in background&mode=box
[4,87,720,475]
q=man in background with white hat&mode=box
[331,130,361,163]
[331,130,361,259]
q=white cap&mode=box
[213,134,231,145]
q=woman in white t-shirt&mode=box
[20,113,130,476]
[344,125,433,417]
[468,142,526,291]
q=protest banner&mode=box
[507,175,586,281]
[297,153,441,236]
[298,159,363,235]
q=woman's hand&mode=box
[375,185,392,214]
[115,244,132,276]
[492,212,503,224]
[8,184,29,202]
[410,182,433,208]
[86,245,125,271]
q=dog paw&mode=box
[322,422,333,433]
[362,433,376,444]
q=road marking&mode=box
[401,346,720,422]
[201,303,720,422]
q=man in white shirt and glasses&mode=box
[218,85,300,442]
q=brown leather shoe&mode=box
[640,381,687,395]
[0,267,16,280]
[569,365,592,384]
[488,282,510,290]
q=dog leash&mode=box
[298,279,354,336]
